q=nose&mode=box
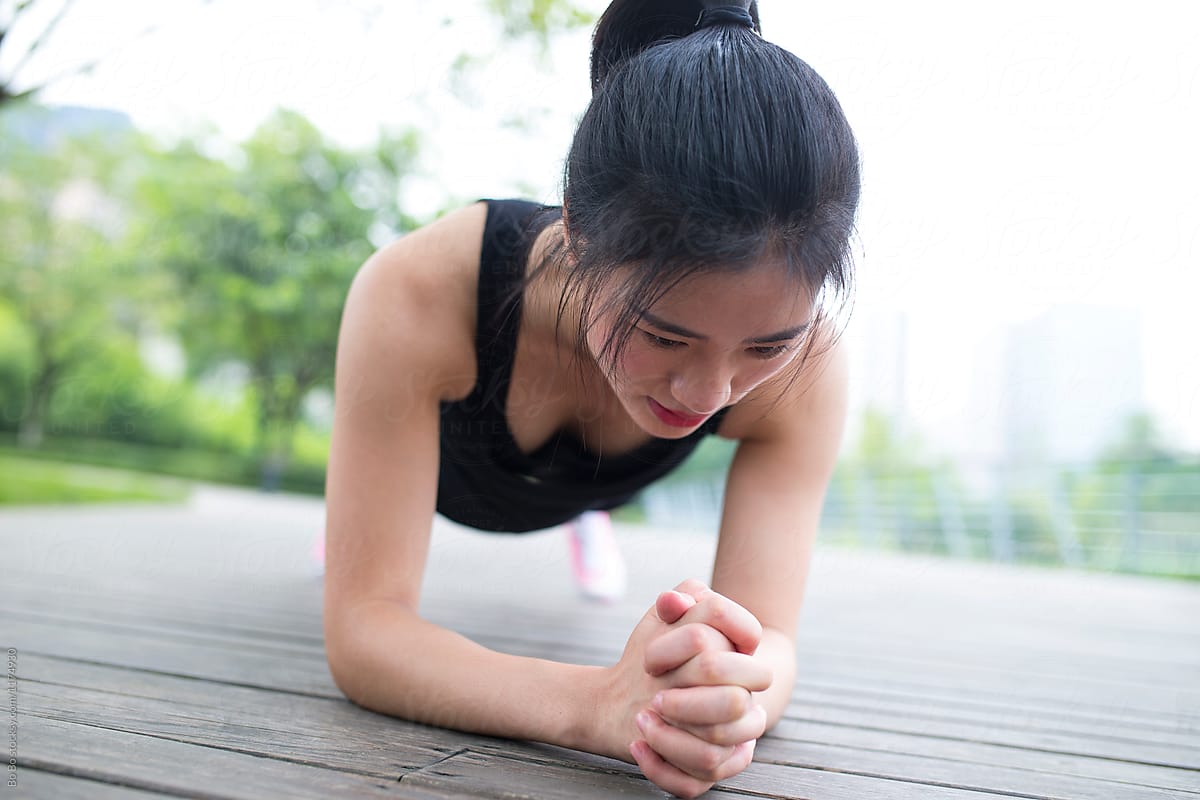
[670,367,732,417]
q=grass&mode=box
[0,452,193,506]
[0,434,325,494]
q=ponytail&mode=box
[590,1,762,92]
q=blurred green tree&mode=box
[130,110,419,488]
[0,125,144,446]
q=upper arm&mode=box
[710,331,850,637]
[322,204,483,643]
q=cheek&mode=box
[614,344,665,386]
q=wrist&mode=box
[559,663,614,755]
[567,664,634,762]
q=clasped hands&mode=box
[603,578,771,799]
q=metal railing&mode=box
[639,461,1200,579]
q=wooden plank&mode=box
[19,653,1200,797]
[18,715,465,800]
[757,718,1200,794]
[747,738,1197,800]
[14,666,734,799]
[9,601,1194,763]
[7,538,1200,708]
[10,584,1198,735]
[17,679,458,776]
[407,748,1039,800]
[790,678,1194,738]
[9,532,1200,657]
[781,685,1200,751]
[6,573,1196,741]
[405,748,746,800]
[9,501,1197,656]
[11,769,191,799]
[769,711,1199,772]
[412,629,1200,729]
[1,615,336,696]
[7,602,1198,772]
[6,492,1200,799]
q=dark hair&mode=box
[518,0,861,403]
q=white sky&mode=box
[7,0,1199,453]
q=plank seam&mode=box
[0,608,325,655]
[14,761,225,800]
[397,748,471,783]
[779,702,1200,748]
[755,741,1200,794]
[20,710,449,782]
[14,650,342,700]
[743,760,1055,800]
[768,721,1200,772]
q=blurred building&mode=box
[992,305,1145,466]
[843,307,910,455]
[845,304,1146,473]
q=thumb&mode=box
[655,590,698,624]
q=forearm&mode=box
[326,599,604,752]
[752,626,797,731]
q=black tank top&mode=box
[435,198,731,532]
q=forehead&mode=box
[641,265,813,327]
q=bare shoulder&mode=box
[715,322,850,443]
[368,201,488,299]
[341,201,489,401]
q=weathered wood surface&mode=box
[2,484,1198,799]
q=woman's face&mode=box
[585,264,814,436]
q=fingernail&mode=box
[635,711,650,731]
[652,692,664,711]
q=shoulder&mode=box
[362,200,489,309]
[340,201,490,401]
[715,323,850,447]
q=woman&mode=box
[322,1,859,797]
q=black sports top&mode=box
[435,198,732,533]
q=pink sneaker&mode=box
[565,510,627,603]
[310,529,326,576]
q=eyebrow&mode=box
[641,312,811,344]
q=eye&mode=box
[750,345,791,359]
[641,330,685,349]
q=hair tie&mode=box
[695,5,755,32]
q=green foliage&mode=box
[660,435,737,484]
[0,105,415,487]
[0,299,32,426]
[0,119,154,446]
[1096,412,1177,469]
[0,433,325,495]
[0,452,192,505]
[128,109,420,479]
[484,0,594,54]
[41,335,249,452]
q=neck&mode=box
[521,220,613,410]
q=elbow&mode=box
[323,603,375,709]
[322,597,420,712]
[324,630,367,707]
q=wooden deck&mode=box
[2,483,1199,799]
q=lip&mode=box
[647,397,707,428]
